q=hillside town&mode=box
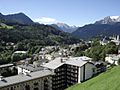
[0,34,120,90]
[0,1,120,89]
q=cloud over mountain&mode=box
[34,17,57,24]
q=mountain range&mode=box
[95,16,120,24]
[0,12,78,33]
[1,12,120,40]
[0,12,33,24]
[72,16,120,39]
[51,23,78,33]
[0,12,80,45]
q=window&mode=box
[10,87,13,90]
[34,88,39,90]
[34,82,38,86]
[25,85,30,90]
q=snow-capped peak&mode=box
[95,16,120,24]
[52,22,78,33]
[110,16,119,19]
[56,22,69,28]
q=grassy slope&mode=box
[0,23,13,29]
[67,66,120,90]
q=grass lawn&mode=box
[67,66,120,90]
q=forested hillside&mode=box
[0,20,80,65]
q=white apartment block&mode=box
[42,56,96,90]
[0,69,52,90]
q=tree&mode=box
[85,41,118,61]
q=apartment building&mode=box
[0,56,96,90]
[42,56,96,90]
[0,69,52,90]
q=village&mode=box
[0,35,120,90]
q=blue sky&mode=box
[0,0,120,26]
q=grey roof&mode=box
[72,56,92,61]
[0,69,52,88]
[0,64,14,68]
[18,64,44,72]
[42,56,92,69]
[106,54,120,61]
[111,56,120,61]
[42,57,64,69]
[65,57,88,67]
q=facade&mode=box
[51,64,67,90]
[65,57,95,83]
[0,69,52,90]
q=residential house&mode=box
[105,54,120,65]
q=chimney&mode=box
[61,58,67,63]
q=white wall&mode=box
[105,57,114,64]
[17,67,23,74]
[80,66,83,82]
[78,67,81,83]
[17,67,31,75]
[79,63,95,82]
[85,63,95,80]
[105,57,119,65]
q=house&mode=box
[111,35,120,45]
[105,54,120,65]
[17,62,45,74]
[100,37,109,45]
[45,54,55,61]
[16,58,31,65]
[91,61,107,73]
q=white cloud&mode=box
[34,17,57,24]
